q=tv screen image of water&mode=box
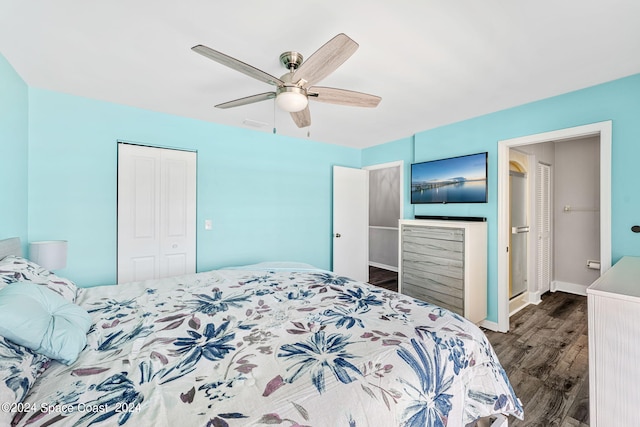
[411,179,486,203]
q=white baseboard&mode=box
[369,262,398,272]
[479,319,502,332]
[551,280,588,296]
[482,290,542,334]
[528,291,542,305]
[509,293,529,316]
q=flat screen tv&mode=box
[411,152,488,204]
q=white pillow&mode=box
[0,255,78,302]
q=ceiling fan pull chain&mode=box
[273,98,277,134]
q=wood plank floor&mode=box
[368,267,589,426]
[368,265,398,291]
[483,292,589,427]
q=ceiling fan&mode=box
[191,33,381,128]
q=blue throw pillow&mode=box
[0,282,91,365]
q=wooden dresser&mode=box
[398,219,487,323]
[587,256,640,426]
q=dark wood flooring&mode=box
[484,292,589,427]
[368,267,589,426]
[368,265,398,291]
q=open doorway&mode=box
[332,161,403,286]
[495,121,611,332]
[365,161,403,290]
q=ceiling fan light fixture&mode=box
[276,86,308,112]
[193,34,379,128]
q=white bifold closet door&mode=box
[536,162,552,294]
[117,143,196,284]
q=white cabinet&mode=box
[398,219,487,323]
[587,256,640,426]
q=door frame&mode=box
[496,121,612,332]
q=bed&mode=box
[0,237,523,426]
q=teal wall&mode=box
[26,89,360,286]
[0,55,29,248]
[367,73,640,322]
[5,50,640,318]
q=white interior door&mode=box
[332,165,369,282]
[536,162,552,294]
[118,143,196,283]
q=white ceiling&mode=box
[2,1,639,149]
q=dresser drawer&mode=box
[402,238,463,261]
[402,225,464,242]
[402,252,463,279]
[402,278,464,316]
[401,264,464,292]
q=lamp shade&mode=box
[29,240,68,271]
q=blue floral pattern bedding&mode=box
[11,268,523,426]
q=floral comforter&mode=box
[12,266,523,426]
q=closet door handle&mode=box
[335,233,341,238]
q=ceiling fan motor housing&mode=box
[279,51,304,70]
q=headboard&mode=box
[0,237,22,259]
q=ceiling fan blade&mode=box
[309,86,381,108]
[192,45,284,87]
[290,106,311,128]
[291,33,358,87]
[215,92,276,109]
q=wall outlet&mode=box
[204,219,212,230]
